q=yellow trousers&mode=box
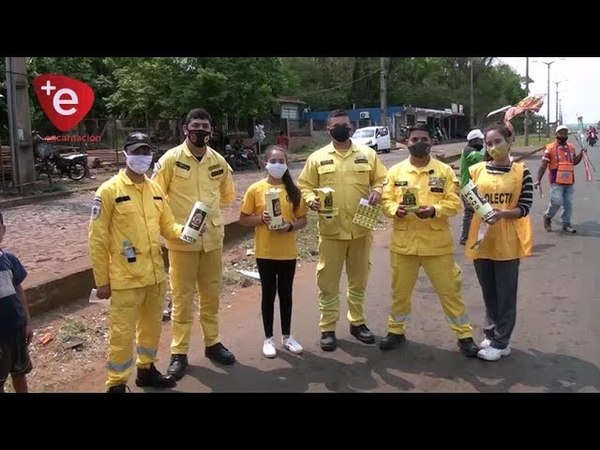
[169,248,223,353]
[106,283,166,389]
[316,235,372,332]
[388,253,473,339]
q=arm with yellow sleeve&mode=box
[88,185,114,294]
[431,166,461,218]
[157,185,185,241]
[297,157,319,206]
[381,168,401,218]
[369,153,388,195]
[151,153,174,195]
[220,163,235,207]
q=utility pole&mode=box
[5,57,35,194]
[380,57,388,127]
[554,81,560,125]
[524,57,530,146]
[469,58,474,128]
[545,61,554,137]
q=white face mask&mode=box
[123,152,153,175]
[266,162,287,179]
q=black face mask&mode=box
[472,143,484,151]
[330,125,351,142]
[408,141,431,158]
[556,136,568,144]
[188,129,211,147]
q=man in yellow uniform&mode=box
[153,108,235,378]
[379,123,479,357]
[88,132,183,392]
[297,109,387,352]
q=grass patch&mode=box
[222,268,244,286]
[58,317,87,343]
[296,213,319,261]
[512,134,552,148]
[39,183,68,193]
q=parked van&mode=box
[351,126,391,153]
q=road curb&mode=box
[27,220,253,316]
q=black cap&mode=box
[124,132,155,152]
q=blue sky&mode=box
[498,57,600,125]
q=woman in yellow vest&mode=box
[240,145,308,358]
[465,124,533,361]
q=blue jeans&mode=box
[544,183,574,226]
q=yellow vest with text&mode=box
[465,161,532,261]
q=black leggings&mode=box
[256,258,297,338]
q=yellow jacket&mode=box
[88,170,183,290]
[297,142,387,240]
[381,157,461,256]
[152,143,235,252]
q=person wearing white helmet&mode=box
[458,129,485,245]
[535,124,586,233]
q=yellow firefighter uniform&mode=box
[297,142,387,331]
[88,170,183,389]
[152,143,234,351]
[381,157,473,339]
[465,161,532,260]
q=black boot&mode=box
[457,337,479,357]
[205,343,236,365]
[106,384,128,393]
[349,324,376,344]
[320,331,337,352]
[379,332,406,351]
[167,354,188,380]
[136,363,177,389]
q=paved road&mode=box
[71,140,600,392]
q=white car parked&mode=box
[351,126,391,153]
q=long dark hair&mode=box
[483,123,513,161]
[265,145,301,210]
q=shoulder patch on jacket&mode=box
[90,198,101,220]
[175,161,191,170]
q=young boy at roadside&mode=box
[0,210,33,393]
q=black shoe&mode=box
[544,216,552,232]
[320,331,337,352]
[167,354,189,380]
[106,384,131,394]
[562,225,576,233]
[136,363,177,388]
[106,384,128,393]
[349,324,376,344]
[459,239,467,246]
[205,342,236,365]
[379,332,406,350]
[457,337,479,357]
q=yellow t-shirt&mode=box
[240,179,308,260]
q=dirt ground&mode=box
[4,214,327,393]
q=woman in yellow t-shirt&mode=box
[239,145,308,358]
[465,124,533,362]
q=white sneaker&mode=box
[262,338,277,358]
[480,338,491,349]
[282,335,304,355]
[477,345,511,361]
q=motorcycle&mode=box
[224,141,261,171]
[33,132,88,182]
[587,132,597,147]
